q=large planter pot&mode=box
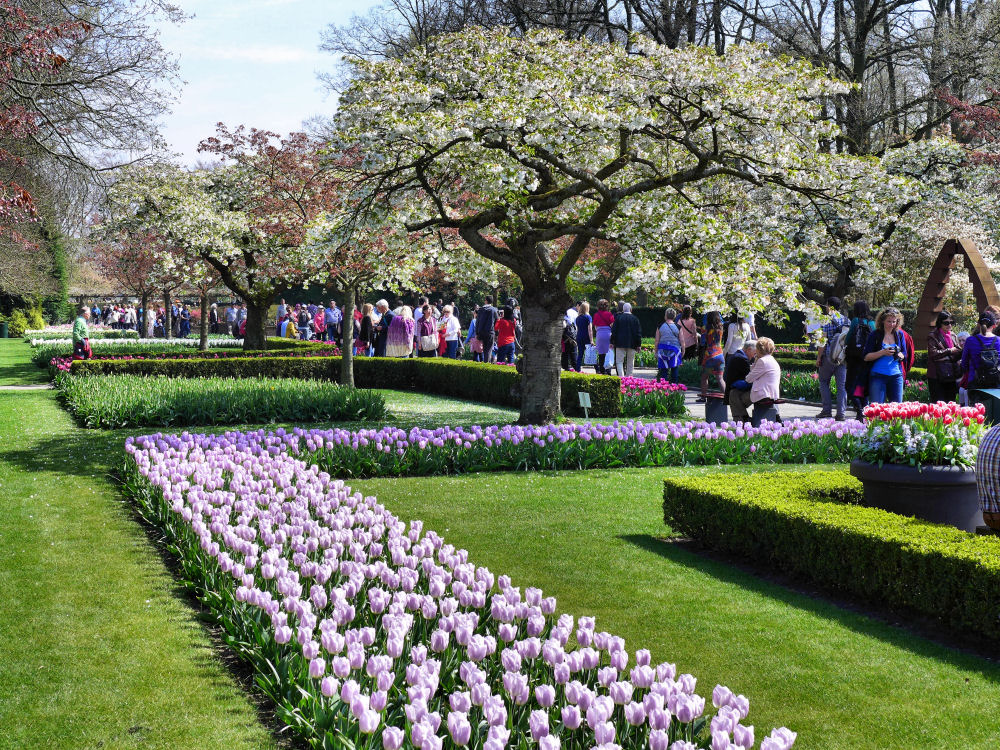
[849,460,980,532]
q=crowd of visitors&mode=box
[810,296,1000,419]
[86,300,251,338]
[76,291,1000,425]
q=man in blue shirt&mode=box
[816,297,850,421]
[327,300,342,345]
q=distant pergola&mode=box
[913,238,1000,344]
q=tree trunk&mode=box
[162,291,172,339]
[518,286,572,424]
[199,292,209,352]
[140,292,149,339]
[243,299,270,350]
[340,283,357,387]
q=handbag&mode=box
[470,338,483,354]
[583,344,598,366]
[419,333,439,351]
[604,351,615,370]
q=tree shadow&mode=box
[619,533,1000,680]
[0,358,48,386]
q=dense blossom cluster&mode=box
[31,337,242,348]
[859,401,987,468]
[48,346,342,373]
[619,378,687,418]
[863,401,986,424]
[123,432,798,750]
[129,419,865,480]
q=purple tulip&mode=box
[649,729,670,750]
[561,705,582,730]
[308,657,326,679]
[539,735,560,750]
[713,685,734,708]
[320,676,339,698]
[711,729,731,750]
[624,702,645,726]
[529,710,549,740]
[609,681,633,705]
[488,725,510,746]
[733,724,755,749]
[594,721,615,744]
[447,711,472,746]
[382,727,404,750]
[534,684,556,707]
[358,709,380,734]
[675,694,706,723]
[553,662,570,684]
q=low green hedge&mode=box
[57,373,387,428]
[663,468,1000,640]
[778,348,930,368]
[71,356,623,417]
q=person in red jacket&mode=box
[495,306,518,364]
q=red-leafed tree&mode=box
[942,89,1000,163]
[191,125,341,349]
[90,228,160,335]
[0,0,90,243]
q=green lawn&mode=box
[0,339,48,385]
[8,337,1000,749]
[0,353,276,749]
[353,467,1000,750]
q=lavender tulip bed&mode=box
[122,433,799,750]
[147,419,865,480]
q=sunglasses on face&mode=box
[941,321,954,326]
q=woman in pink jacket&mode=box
[745,337,781,408]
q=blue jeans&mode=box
[497,343,515,363]
[576,339,591,371]
[869,372,904,403]
[445,340,459,359]
[817,359,847,417]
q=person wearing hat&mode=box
[960,311,1000,389]
[926,310,963,402]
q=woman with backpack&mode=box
[960,311,1000,390]
[862,307,908,404]
[846,300,876,417]
[678,306,699,362]
[927,311,963,403]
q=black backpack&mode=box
[563,320,577,341]
[974,335,1000,387]
[848,319,871,358]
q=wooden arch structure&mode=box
[913,238,1000,345]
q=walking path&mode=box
[630,366,842,422]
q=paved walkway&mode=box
[628,366,843,422]
[0,383,52,390]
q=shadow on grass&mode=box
[112,471,305,749]
[620,533,1000,678]
[0,357,48,386]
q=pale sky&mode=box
[156,0,380,164]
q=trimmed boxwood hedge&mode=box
[779,348,930,368]
[662,468,1000,640]
[72,355,623,417]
